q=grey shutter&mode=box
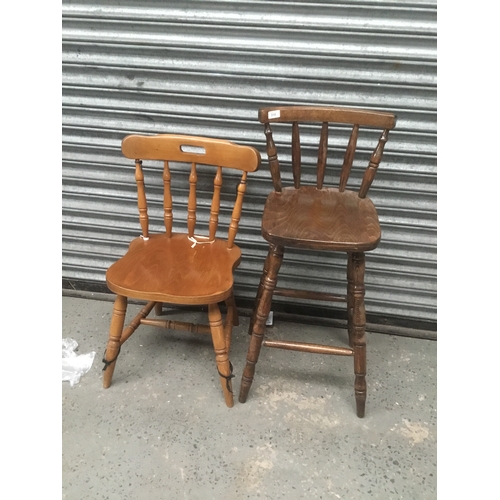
[62,1,437,329]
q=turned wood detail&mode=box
[135,160,149,239]
[339,125,359,192]
[359,129,390,199]
[227,171,247,249]
[349,252,367,418]
[104,133,260,407]
[240,107,395,417]
[140,317,212,334]
[263,339,353,356]
[316,122,328,189]
[259,106,395,196]
[208,303,234,408]
[128,141,255,247]
[239,244,284,404]
[120,301,156,345]
[163,161,173,237]
[224,293,239,352]
[188,162,197,237]
[264,122,282,193]
[102,295,128,389]
[292,121,301,189]
[248,247,272,335]
[273,287,347,302]
[209,167,223,241]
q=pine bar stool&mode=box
[102,134,260,408]
[239,106,396,417]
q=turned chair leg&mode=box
[248,250,272,334]
[351,252,367,418]
[224,292,239,353]
[347,253,354,348]
[239,244,284,403]
[102,295,128,388]
[208,303,234,408]
[154,302,163,316]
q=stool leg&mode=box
[102,295,128,388]
[248,250,272,334]
[208,303,234,408]
[351,252,367,418]
[347,253,354,348]
[239,244,284,403]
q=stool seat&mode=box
[262,186,381,252]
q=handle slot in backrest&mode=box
[180,145,206,155]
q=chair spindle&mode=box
[209,167,223,240]
[359,129,390,199]
[316,122,328,189]
[292,121,301,189]
[163,161,173,237]
[264,123,282,193]
[135,159,149,239]
[188,162,197,237]
[227,172,247,249]
[339,124,359,192]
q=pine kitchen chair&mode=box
[102,134,260,408]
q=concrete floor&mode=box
[62,294,436,500]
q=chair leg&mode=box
[248,249,272,334]
[208,302,234,408]
[154,302,163,316]
[347,253,354,347]
[239,244,284,403]
[351,252,367,418]
[102,295,128,389]
[224,292,238,353]
[225,292,239,327]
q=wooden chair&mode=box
[102,134,260,408]
[239,106,396,417]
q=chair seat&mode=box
[262,186,381,251]
[106,233,242,305]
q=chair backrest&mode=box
[258,106,396,199]
[121,134,261,248]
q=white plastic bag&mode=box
[62,338,96,387]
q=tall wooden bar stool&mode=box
[239,106,396,417]
[102,134,260,408]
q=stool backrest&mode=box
[258,106,396,198]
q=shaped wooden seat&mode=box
[239,106,396,417]
[102,134,260,408]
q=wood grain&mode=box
[262,186,381,251]
[102,133,260,408]
[240,105,395,417]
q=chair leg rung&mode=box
[263,339,353,356]
[273,287,347,303]
[140,317,212,334]
[119,301,156,345]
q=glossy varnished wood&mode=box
[102,133,260,408]
[122,134,259,172]
[240,105,396,417]
[106,233,242,305]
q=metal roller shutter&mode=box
[62,0,437,331]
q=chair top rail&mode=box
[122,134,260,172]
[259,106,396,130]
